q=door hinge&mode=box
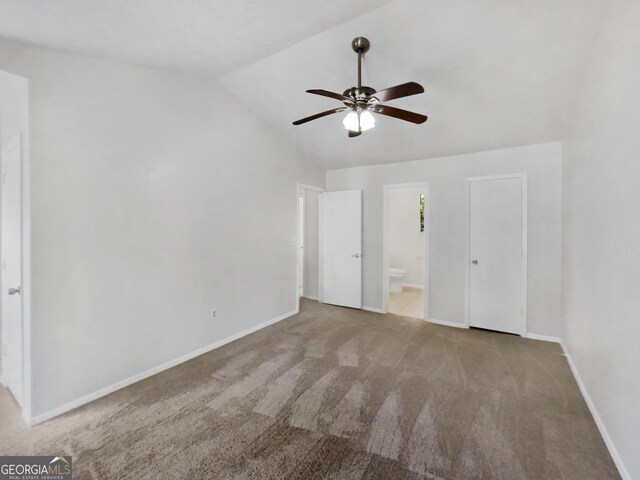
[2,258,5,271]
[1,173,5,185]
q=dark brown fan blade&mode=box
[371,104,427,124]
[292,107,347,125]
[366,82,424,103]
[306,89,352,102]
[348,130,362,138]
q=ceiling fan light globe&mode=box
[343,110,360,132]
[359,110,375,131]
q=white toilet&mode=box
[388,267,407,293]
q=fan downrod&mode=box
[347,37,374,97]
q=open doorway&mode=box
[297,191,305,298]
[383,183,429,320]
[296,184,324,311]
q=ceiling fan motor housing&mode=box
[343,86,377,101]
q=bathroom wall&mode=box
[388,186,426,287]
[327,142,562,337]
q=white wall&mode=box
[389,186,425,286]
[0,70,29,382]
[0,38,324,418]
[0,71,28,144]
[562,0,640,477]
[327,142,562,336]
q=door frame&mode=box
[297,192,305,299]
[1,133,32,418]
[296,183,324,312]
[464,173,528,335]
[382,182,430,320]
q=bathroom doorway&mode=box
[383,183,429,320]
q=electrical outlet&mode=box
[211,309,217,320]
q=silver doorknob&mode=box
[472,260,478,265]
[8,286,21,295]
[351,254,360,258]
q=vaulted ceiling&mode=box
[0,0,607,168]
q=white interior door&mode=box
[2,136,23,403]
[468,175,526,335]
[319,190,362,308]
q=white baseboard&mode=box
[21,407,32,426]
[302,295,318,301]
[362,306,385,314]
[560,341,631,480]
[525,333,561,343]
[401,283,424,290]
[427,318,468,329]
[30,308,298,425]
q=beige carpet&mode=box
[0,299,619,479]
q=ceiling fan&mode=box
[292,37,428,138]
